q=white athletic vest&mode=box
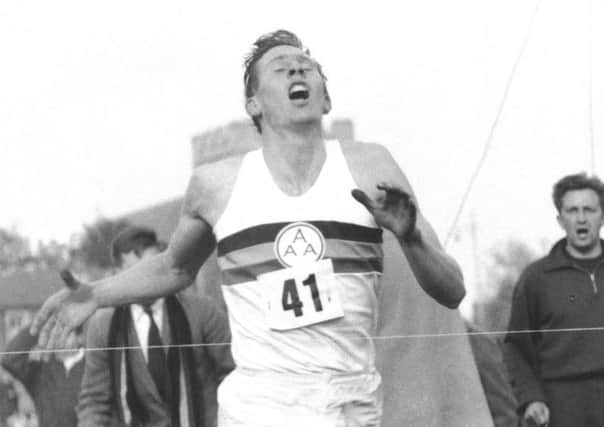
[213,140,383,374]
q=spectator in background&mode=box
[77,225,234,427]
[505,173,604,427]
[1,324,85,427]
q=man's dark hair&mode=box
[243,29,330,133]
[111,225,160,266]
[552,172,604,212]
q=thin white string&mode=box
[3,325,604,356]
[588,0,596,175]
[444,0,543,248]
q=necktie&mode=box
[143,305,168,401]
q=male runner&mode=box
[32,30,465,426]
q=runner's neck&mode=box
[261,131,326,197]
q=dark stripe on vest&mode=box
[217,221,383,256]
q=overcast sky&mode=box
[2,0,602,313]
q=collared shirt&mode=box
[62,349,84,374]
[565,246,604,273]
[130,299,164,362]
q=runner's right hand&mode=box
[30,269,98,350]
[351,181,417,241]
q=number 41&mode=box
[282,274,323,317]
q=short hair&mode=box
[243,29,330,133]
[552,172,604,212]
[111,225,160,266]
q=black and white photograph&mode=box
[1,1,603,426]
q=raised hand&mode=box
[351,181,418,241]
[30,269,97,350]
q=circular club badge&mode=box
[274,222,326,268]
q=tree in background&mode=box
[0,228,32,269]
[473,240,541,334]
[0,218,130,278]
[69,217,131,275]
[0,228,68,273]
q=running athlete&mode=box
[31,30,465,426]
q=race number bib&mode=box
[258,259,344,330]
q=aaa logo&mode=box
[275,222,326,268]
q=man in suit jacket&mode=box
[77,225,234,427]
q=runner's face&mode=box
[557,189,604,256]
[250,45,329,130]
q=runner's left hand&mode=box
[31,269,97,350]
[351,182,417,240]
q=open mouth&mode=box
[288,83,309,101]
[576,227,589,238]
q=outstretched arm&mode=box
[349,143,465,309]
[91,214,215,308]
[31,174,218,349]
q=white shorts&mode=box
[217,368,382,427]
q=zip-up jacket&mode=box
[504,239,604,410]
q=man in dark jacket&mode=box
[77,225,234,427]
[504,173,604,427]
